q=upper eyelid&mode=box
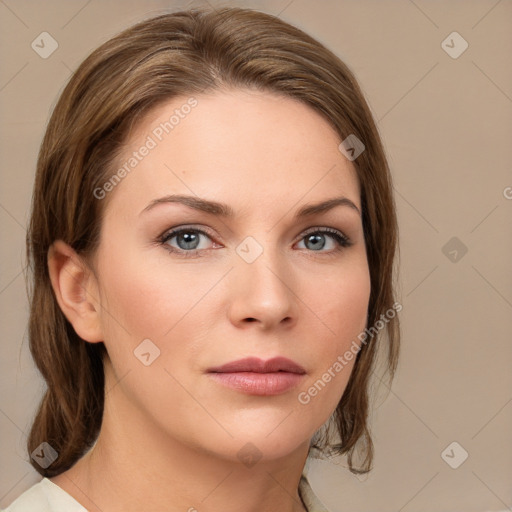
[160,224,216,241]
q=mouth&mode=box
[207,357,306,396]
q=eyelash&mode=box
[157,225,353,259]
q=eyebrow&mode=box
[140,194,361,218]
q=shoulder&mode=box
[2,478,88,512]
[2,479,51,512]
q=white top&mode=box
[2,475,331,512]
[2,478,87,512]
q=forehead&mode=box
[105,89,361,218]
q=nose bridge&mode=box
[230,231,297,326]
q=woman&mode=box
[4,6,400,511]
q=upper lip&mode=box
[208,357,306,374]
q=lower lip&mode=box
[208,372,304,396]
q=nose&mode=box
[227,244,299,331]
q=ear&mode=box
[47,240,103,343]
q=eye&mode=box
[159,226,215,258]
[157,225,352,258]
[296,227,352,254]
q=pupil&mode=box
[179,232,198,250]
[307,234,324,250]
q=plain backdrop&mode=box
[1,1,511,511]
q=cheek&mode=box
[308,258,371,351]
[97,245,196,335]
[297,259,370,414]
[95,249,220,377]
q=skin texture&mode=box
[47,89,371,512]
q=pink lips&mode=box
[207,357,306,396]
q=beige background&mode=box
[1,0,511,510]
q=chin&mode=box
[203,415,316,464]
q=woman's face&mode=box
[90,89,370,463]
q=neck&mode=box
[50,362,310,512]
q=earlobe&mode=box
[47,240,104,343]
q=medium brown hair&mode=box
[26,6,400,477]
